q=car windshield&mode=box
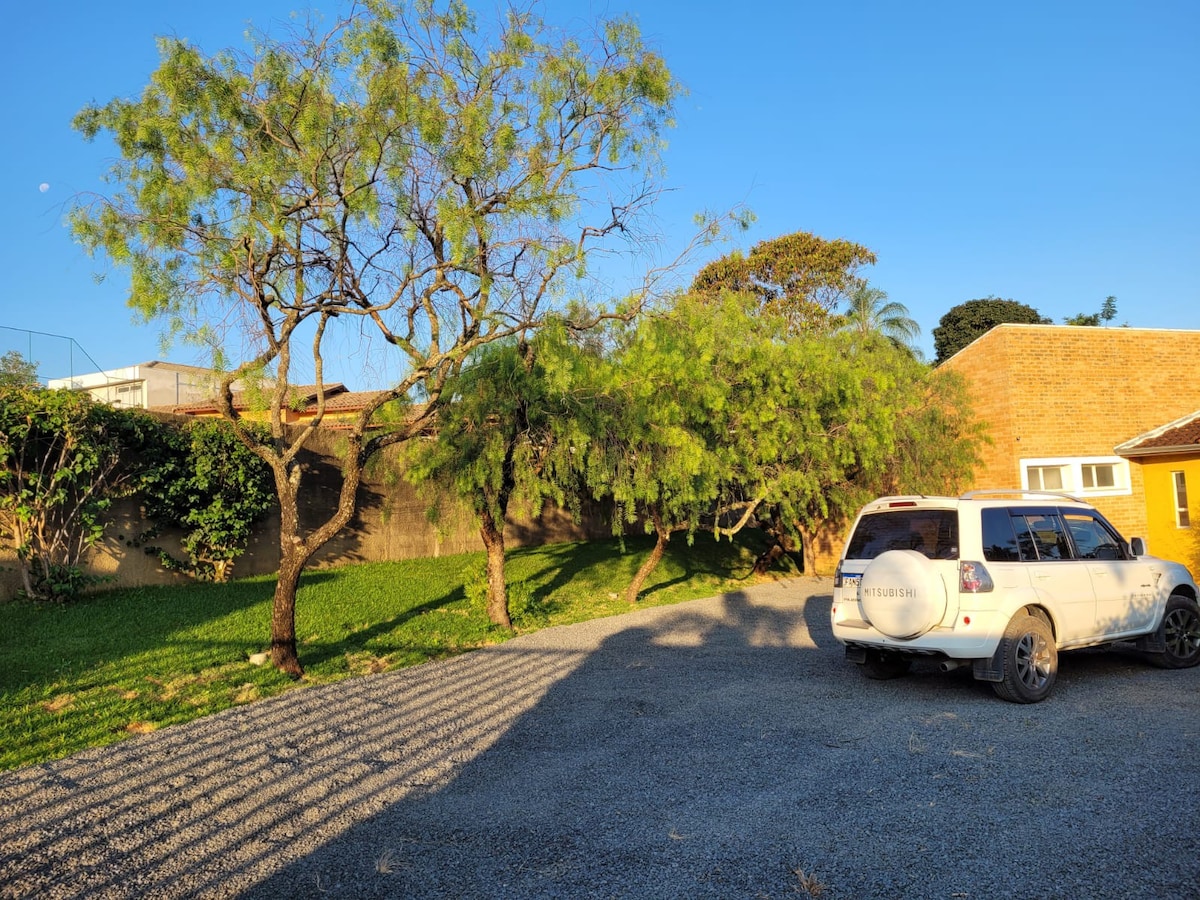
[845,509,959,561]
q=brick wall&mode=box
[942,325,1200,537]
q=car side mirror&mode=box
[1129,537,1147,557]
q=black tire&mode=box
[992,613,1058,703]
[1146,594,1200,670]
[861,649,912,680]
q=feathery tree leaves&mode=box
[567,292,981,598]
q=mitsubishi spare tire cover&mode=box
[860,549,947,639]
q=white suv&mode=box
[831,491,1200,702]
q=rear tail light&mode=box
[959,561,994,593]
[833,561,844,588]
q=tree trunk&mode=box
[797,523,818,575]
[479,505,512,629]
[753,507,801,575]
[624,512,669,604]
[270,549,305,678]
[267,459,316,678]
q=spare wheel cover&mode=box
[860,550,947,639]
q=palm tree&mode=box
[839,285,922,353]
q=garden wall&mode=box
[0,424,611,600]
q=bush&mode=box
[0,387,158,601]
[140,419,274,582]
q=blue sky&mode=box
[3,0,1197,387]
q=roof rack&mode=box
[959,489,1084,503]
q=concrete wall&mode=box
[941,325,1200,539]
[0,426,612,600]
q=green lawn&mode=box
[0,534,783,772]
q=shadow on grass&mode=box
[0,572,329,693]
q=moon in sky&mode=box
[39,183,50,193]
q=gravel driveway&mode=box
[2,576,1198,899]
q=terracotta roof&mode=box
[1115,409,1200,457]
[167,383,358,415]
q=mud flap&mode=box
[972,646,1005,683]
[845,646,867,664]
[1133,629,1166,653]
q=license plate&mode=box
[842,573,862,597]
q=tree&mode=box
[0,388,156,601]
[932,297,1051,364]
[838,285,921,352]
[691,231,876,333]
[403,334,569,628]
[0,351,39,388]
[140,418,275,582]
[1065,295,1118,327]
[72,1,680,675]
[571,292,981,598]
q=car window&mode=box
[981,508,1022,561]
[1017,513,1073,560]
[845,509,958,560]
[1063,513,1124,560]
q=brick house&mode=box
[940,324,1200,544]
[1115,411,1200,571]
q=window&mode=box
[845,510,959,561]
[1027,465,1066,491]
[981,508,1021,561]
[1017,513,1072,560]
[1063,513,1124,560]
[1080,464,1116,490]
[1020,457,1130,497]
[114,383,145,408]
[1173,471,1190,528]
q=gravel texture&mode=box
[2,577,1199,899]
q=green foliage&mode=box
[405,336,568,529]
[140,418,275,582]
[0,388,158,601]
[0,351,39,388]
[932,297,1052,363]
[563,292,981,595]
[564,292,979,556]
[691,231,877,333]
[1066,295,1119,327]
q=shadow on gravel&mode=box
[2,583,1198,899]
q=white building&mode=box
[47,361,226,410]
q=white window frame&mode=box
[1019,456,1131,498]
[1172,471,1190,528]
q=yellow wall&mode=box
[1136,454,1200,572]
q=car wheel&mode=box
[992,613,1058,704]
[1146,594,1200,670]
[861,649,912,680]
